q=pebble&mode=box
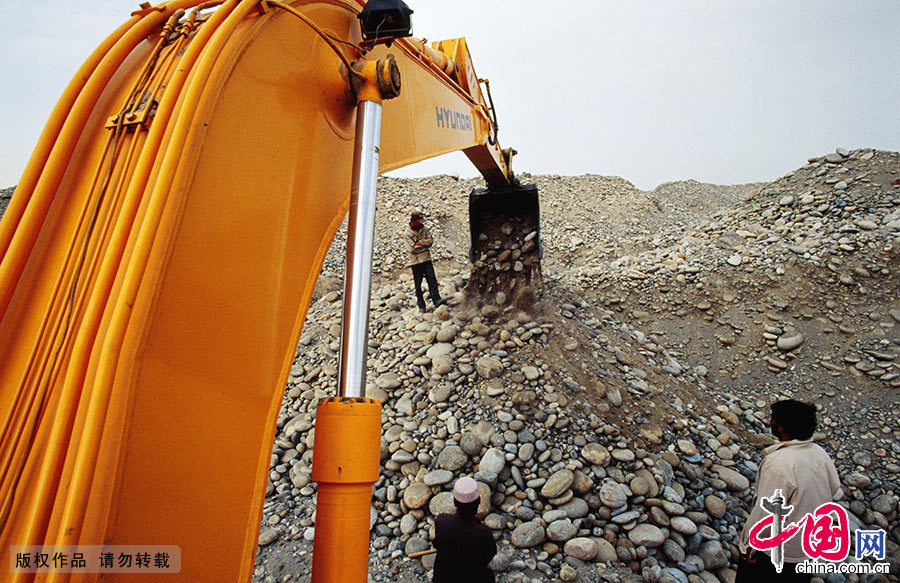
[712,465,750,491]
[776,331,804,351]
[403,483,431,509]
[872,494,897,514]
[704,495,726,519]
[677,440,697,456]
[582,443,610,466]
[564,537,598,561]
[599,481,628,509]
[547,518,577,542]
[435,446,467,471]
[429,492,455,516]
[258,529,279,546]
[511,521,546,548]
[628,524,666,548]
[423,469,453,486]
[541,469,575,498]
[698,540,729,569]
[670,516,698,535]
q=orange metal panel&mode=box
[0,1,514,581]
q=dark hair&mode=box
[454,498,478,521]
[771,399,816,440]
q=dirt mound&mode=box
[252,149,899,583]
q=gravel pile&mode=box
[251,148,900,583]
[570,148,899,291]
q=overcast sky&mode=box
[1,1,898,190]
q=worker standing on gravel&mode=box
[736,399,841,583]
[433,476,496,583]
[404,210,445,313]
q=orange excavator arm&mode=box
[0,1,523,582]
[377,35,514,187]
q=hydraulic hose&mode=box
[267,0,364,79]
[0,12,142,261]
[44,0,259,558]
[0,3,207,554]
[2,6,214,558]
[0,0,201,321]
[61,3,230,551]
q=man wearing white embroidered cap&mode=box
[432,476,497,582]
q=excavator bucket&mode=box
[466,183,542,306]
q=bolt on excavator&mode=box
[0,0,539,581]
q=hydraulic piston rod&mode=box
[337,98,382,399]
[311,55,400,583]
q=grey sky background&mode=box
[1,1,898,190]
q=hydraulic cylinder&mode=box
[311,73,389,582]
[310,397,381,583]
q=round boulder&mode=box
[426,342,454,358]
[375,372,401,389]
[460,431,484,456]
[258,528,279,546]
[670,516,698,535]
[872,494,897,515]
[704,494,727,519]
[698,540,728,569]
[776,331,804,351]
[629,476,650,497]
[423,469,454,487]
[436,325,459,343]
[431,355,454,376]
[541,469,575,499]
[428,492,455,516]
[558,497,590,519]
[581,442,611,466]
[599,481,628,509]
[547,518,577,542]
[713,465,750,491]
[475,356,503,379]
[511,521,546,548]
[627,524,666,548]
[564,537,598,562]
[479,447,506,475]
[435,445,468,471]
[403,483,431,510]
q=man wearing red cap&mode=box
[433,476,496,582]
[404,211,445,313]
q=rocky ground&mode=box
[3,149,897,583]
[250,148,899,583]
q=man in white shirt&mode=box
[737,399,842,582]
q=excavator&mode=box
[0,0,540,581]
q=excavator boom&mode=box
[0,1,538,580]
